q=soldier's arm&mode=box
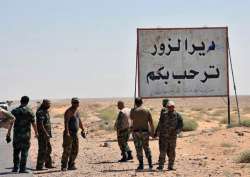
[6,122,13,137]
[37,112,50,138]
[78,112,85,131]
[64,110,70,136]
[148,111,155,137]
[154,112,162,137]
[177,113,184,133]
[2,110,15,122]
[29,109,38,137]
[32,122,38,138]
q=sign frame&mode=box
[136,27,229,99]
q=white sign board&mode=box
[137,27,228,98]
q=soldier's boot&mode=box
[156,163,164,171]
[137,159,144,170]
[61,163,67,171]
[68,162,77,170]
[127,151,133,160]
[12,164,19,172]
[148,157,153,169]
[168,162,174,171]
[118,152,128,162]
[19,165,29,173]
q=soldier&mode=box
[61,97,85,171]
[154,98,169,137]
[36,99,55,170]
[130,97,154,170]
[8,96,38,173]
[155,101,183,171]
[114,101,133,162]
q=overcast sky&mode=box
[1,0,249,100]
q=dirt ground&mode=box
[29,96,250,177]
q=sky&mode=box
[1,0,250,100]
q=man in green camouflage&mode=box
[8,96,38,173]
[130,97,154,170]
[155,101,183,171]
[114,101,133,162]
[154,98,169,137]
[61,97,85,171]
[36,99,55,170]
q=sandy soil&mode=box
[28,96,250,177]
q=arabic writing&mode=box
[146,66,220,85]
[148,38,215,56]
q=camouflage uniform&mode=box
[61,110,80,169]
[36,108,52,169]
[114,109,132,160]
[11,106,35,171]
[156,111,183,169]
[130,106,153,167]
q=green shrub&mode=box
[221,142,234,148]
[97,106,117,131]
[182,118,198,131]
[236,150,250,163]
[241,119,250,127]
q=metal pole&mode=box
[227,95,231,126]
[134,31,139,107]
[228,39,241,124]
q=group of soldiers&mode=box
[0,96,85,173]
[0,95,183,173]
[115,97,183,171]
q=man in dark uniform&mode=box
[130,97,154,170]
[114,100,133,162]
[155,101,183,171]
[154,98,169,137]
[61,97,85,171]
[36,99,55,170]
[8,96,38,173]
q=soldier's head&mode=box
[134,97,143,107]
[167,101,175,112]
[20,96,29,106]
[71,97,80,109]
[117,101,124,110]
[162,98,169,107]
[41,99,51,110]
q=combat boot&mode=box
[137,159,144,170]
[148,157,153,169]
[19,166,29,173]
[118,152,128,162]
[12,166,18,172]
[168,163,174,171]
[127,151,133,160]
[156,164,164,171]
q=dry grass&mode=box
[236,150,250,163]
[97,105,117,131]
[182,117,198,131]
[241,119,250,127]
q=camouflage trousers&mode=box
[132,131,152,161]
[158,135,177,166]
[117,129,131,153]
[61,132,79,168]
[36,135,52,168]
[13,139,30,169]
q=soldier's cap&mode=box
[162,98,169,105]
[167,101,175,107]
[71,97,80,103]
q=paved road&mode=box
[0,129,33,177]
